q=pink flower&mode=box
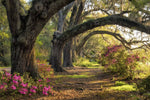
[46,78,50,82]
[32,86,37,89]
[0,85,4,89]
[13,80,18,85]
[19,88,28,94]
[43,91,48,95]
[5,72,11,77]
[127,57,133,63]
[11,84,16,90]
[30,88,36,93]
[38,79,42,82]
[40,84,43,87]
[43,86,49,91]
[13,74,21,81]
[135,55,140,61]
[21,83,28,87]
[13,74,19,80]
[29,93,32,96]
[42,86,50,95]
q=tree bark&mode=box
[58,15,150,43]
[11,40,39,78]
[50,40,65,72]
[63,40,73,67]
[63,1,84,67]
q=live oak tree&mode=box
[51,13,150,72]
[51,0,150,69]
[2,0,75,78]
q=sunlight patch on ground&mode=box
[108,81,136,91]
[88,80,108,84]
[55,74,94,78]
[110,84,136,91]
[67,74,94,78]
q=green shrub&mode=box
[0,55,11,66]
[73,57,100,68]
[99,45,146,80]
[137,75,150,94]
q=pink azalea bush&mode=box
[0,62,54,97]
[37,60,54,79]
[99,45,146,79]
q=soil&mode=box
[0,67,142,100]
[35,67,139,100]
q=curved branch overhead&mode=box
[76,30,150,55]
[76,31,118,54]
[76,31,129,54]
[58,15,150,43]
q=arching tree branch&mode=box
[58,15,150,45]
[76,30,150,54]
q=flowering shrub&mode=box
[37,61,54,79]
[99,45,145,79]
[0,61,54,98]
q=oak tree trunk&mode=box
[11,38,39,78]
[63,40,73,67]
[50,40,65,72]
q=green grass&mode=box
[73,57,102,68]
[110,81,136,91]
[114,81,127,86]
[0,66,10,68]
[67,74,94,78]
[110,84,136,91]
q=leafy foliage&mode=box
[0,1,10,66]
[99,45,146,79]
[137,75,150,94]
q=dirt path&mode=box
[36,67,137,100]
[0,67,138,100]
